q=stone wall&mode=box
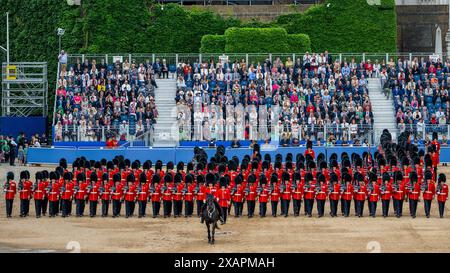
[184,4,313,21]
[397,5,448,53]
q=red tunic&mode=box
[270,185,280,201]
[137,183,150,201]
[100,184,112,201]
[183,184,196,202]
[245,184,258,201]
[368,184,380,202]
[329,183,341,201]
[422,182,436,200]
[75,182,88,200]
[88,184,100,201]
[150,184,162,202]
[4,181,17,200]
[48,183,60,202]
[61,182,74,200]
[315,184,328,200]
[232,184,245,203]
[408,183,421,201]
[124,185,137,202]
[380,184,393,200]
[19,181,33,200]
[215,188,231,207]
[281,183,292,200]
[437,184,449,202]
[258,186,270,203]
[342,184,354,201]
[111,184,124,200]
[33,182,45,200]
[393,183,406,200]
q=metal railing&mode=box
[52,124,154,144]
[400,124,450,142]
[176,123,375,144]
[66,52,447,68]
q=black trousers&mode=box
[271,201,278,216]
[101,200,109,216]
[112,200,122,216]
[382,199,390,217]
[293,199,301,216]
[76,199,85,216]
[330,199,338,216]
[394,199,404,217]
[247,200,256,216]
[409,199,418,217]
[340,199,345,215]
[304,199,314,216]
[20,199,30,216]
[138,200,147,217]
[152,201,161,217]
[42,198,48,215]
[368,201,378,216]
[185,201,194,216]
[316,199,325,217]
[438,201,446,218]
[125,201,135,217]
[61,199,71,217]
[259,202,267,217]
[342,199,351,217]
[68,199,73,215]
[173,200,182,216]
[220,206,228,223]
[196,200,203,216]
[89,201,98,217]
[234,202,243,216]
[35,199,42,217]
[163,200,172,216]
[5,199,13,217]
[239,201,244,215]
[424,199,432,217]
[9,152,16,165]
[49,201,59,216]
[281,199,290,216]
[355,200,365,217]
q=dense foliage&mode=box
[277,0,397,53]
[200,28,311,53]
[200,35,226,53]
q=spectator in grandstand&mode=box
[58,50,68,72]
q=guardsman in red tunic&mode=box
[150,174,162,218]
[183,174,196,217]
[19,171,32,217]
[280,171,292,217]
[437,173,448,218]
[88,172,100,217]
[303,172,315,217]
[393,171,405,218]
[315,174,328,218]
[214,177,229,224]
[162,173,173,218]
[291,172,304,217]
[124,174,137,218]
[61,172,74,218]
[172,173,185,217]
[111,173,124,217]
[48,172,61,217]
[100,173,112,217]
[269,173,280,217]
[195,174,206,217]
[367,172,380,217]
[422,170,435,218]
[341,173,354,217]
[137,173,150,218]
[407,171,420,218]
[380,173,392,217]
[41,170,49,216]
[232,175,245,217]
[33,172,45,218]
[143,160,154,185]
[4,172,16,218]
[245,174,258,218]
[75,173,88,217]
[258,175,269,217]
[328,173,340,217]
[304,140,315,159]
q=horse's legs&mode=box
[206,223,211,243]
[211,222,215,244]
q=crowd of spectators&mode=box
[0,132,46,165]
[53,51,161,142]
[384,56,450,143]
[175,52,375,146]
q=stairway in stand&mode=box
[368,78,398,143]
[153,78,178,147]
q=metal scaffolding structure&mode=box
[1,62,48,117]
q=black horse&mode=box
[202,194,220,244]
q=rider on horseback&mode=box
[200,173,225,224]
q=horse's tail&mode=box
[215,222,220,230]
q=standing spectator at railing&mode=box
[58,50,68,72]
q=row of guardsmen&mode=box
[3,163,449,220]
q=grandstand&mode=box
[50,52,450,150]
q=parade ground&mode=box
[1,164,450,253]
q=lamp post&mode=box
[57,28,65,53]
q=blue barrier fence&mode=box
[27,146,446,165]
[0,116,47,137]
